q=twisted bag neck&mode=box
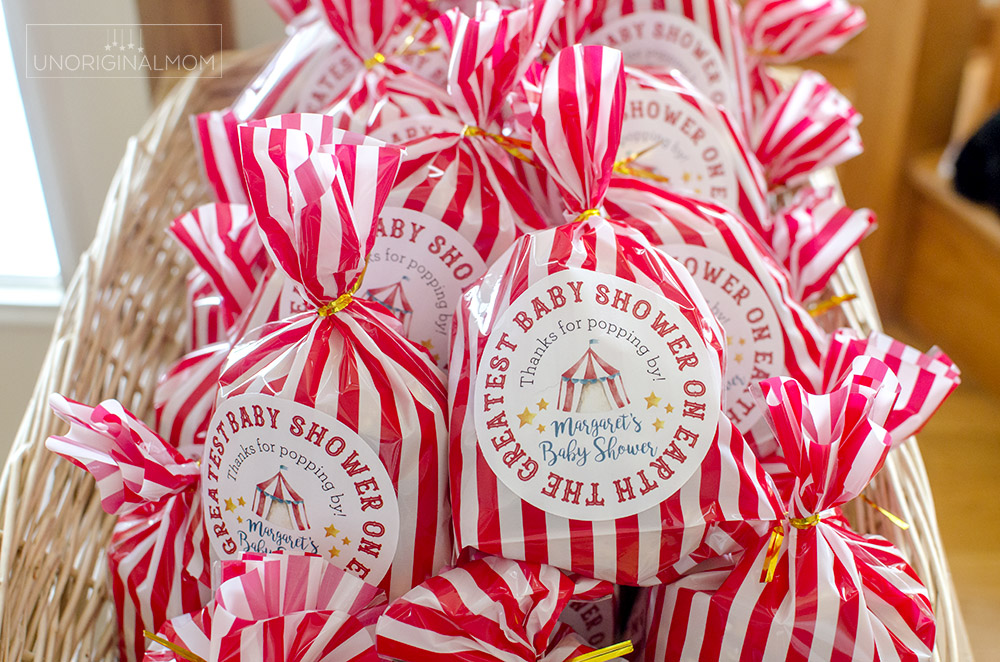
[317,261,368,317]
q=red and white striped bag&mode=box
[316,0,453,135]
[146,553,385,662]
[637,357,936,661]
[449,44,781,586]
[202,119,450,601]
[751,329,961,496]
[45,396,210,662]
[578,0,754,131]
[602,178,827,434]
[376,555,620,661]
[741,0,866,67]
[350,1,557,366]
[752,69,863,190]
[156,203,269,454]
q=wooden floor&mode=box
[894,325,1000,661]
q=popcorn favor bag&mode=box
[201,119,451,601]
[638,358,936,661]
[450,44,781,585]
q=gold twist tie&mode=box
[317,262,368,317]
[809,293,858,317]
[461,125,535,164]
[574,208,604,223]
[364,52,387,69]
[861,494,911,530]
[613,141,671,183]
[144,631,207,662]
[761,513,825,582]
[570,640,635,662]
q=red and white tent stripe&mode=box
[253,470,311,530]
[558,346,630,413]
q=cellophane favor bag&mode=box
[449,44,782,586]
[636,357,935,661]
[376,555,618,661]
[46,397,210,662]
[145,553,386,662]
[201,119,451,601]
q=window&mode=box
[0,0,62,305]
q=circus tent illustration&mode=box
[558,341,630,413]
[365,278,414,336]
[252,466,310,531]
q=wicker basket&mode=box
[0,49,976,661]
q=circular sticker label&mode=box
[668,245,785,431]
[473,271,721,521]
[619,85,740,210]
[370,114,463,146]
[202,394,399,586]
[583,11,737,109]
[559,599,617,650]
[367,207,487,368]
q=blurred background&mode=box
[0,0,997,658]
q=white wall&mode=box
[0,2,286,462]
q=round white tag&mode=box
[367,207,487,368]
[619,84,740,210]
[202,394,399,586]
[584,11,737,109]
[668,245,785,430]
[473,270,720,521]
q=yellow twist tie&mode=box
[809,293,859,317]
[364,52,387,69]
[789,513,822,529]
[761,523,785,583]
[461,125,535,164]
[317,262,368,317]
[574,208,603,223]
[144,631,207,662]
[613,141,671,183]
[570,641,635,662]
[761,513,824,583]
[861,494,911,530]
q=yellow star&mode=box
[665,403,674,414]
[237,516,243,523]
[419,339,433,350]
[325,524,340,538]
[683,172,692,183]
[734,354,744,364]
[329,546,340,558]
[225,498,237,512]
[537,398,549,410]
[517,407,537,427]
[739,337,746,346]
[238,497,246,507]
[726,336,733,346]
[537,424,546,433]
[342,537,351,546]
[432,354,440,364]
[644,391,661,409]
[653,418,665,431]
